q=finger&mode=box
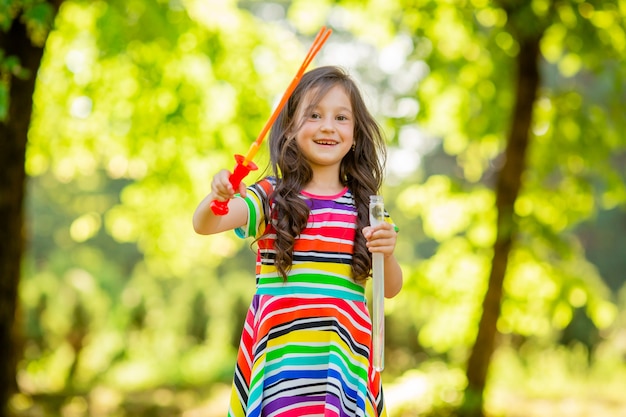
[367,228,392,242]
[367,234,396,249]
[212,184,231,199]
[238,182,247,198]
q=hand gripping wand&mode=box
[210,27,333,215]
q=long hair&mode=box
[267,65,387,282]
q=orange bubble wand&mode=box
[211,26,333,215]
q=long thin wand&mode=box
[242,26,332,166]
[369,195,385,372]
[210,27,333,215]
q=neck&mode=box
[304,168,344,195]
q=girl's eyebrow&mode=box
[309,104,353,114]
[338,106,353,114]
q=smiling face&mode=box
[294,84,355,173]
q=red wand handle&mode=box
[210,154,258,215]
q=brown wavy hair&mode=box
[266,65,387,283]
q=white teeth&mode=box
[315,140,337,145]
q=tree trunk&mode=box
[0,1,63,414]
[461,34,542,417]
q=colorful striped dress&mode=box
[228,177,387,417]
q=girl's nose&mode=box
[320,116,335,132]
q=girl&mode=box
[193,66,403,417]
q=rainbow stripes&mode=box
[228,178,386,417]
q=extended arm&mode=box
[193,169,249,235]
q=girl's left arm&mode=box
[381,253,403,298]
[363,223,404,298]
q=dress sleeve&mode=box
[234,177,275,239]
[385,210,399,233]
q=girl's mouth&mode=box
[314,139,338,146]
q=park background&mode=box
[1,0,626,416]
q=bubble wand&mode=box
[210,26,333,215]
[369,195,385,371]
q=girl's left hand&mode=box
[362,222,397,258]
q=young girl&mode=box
[193,66,403,417]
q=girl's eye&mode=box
[337,115,348,121]
[310,113,321,119]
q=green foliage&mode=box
[21,0,55,45]
[0,0,18,31]
[20,0,308,400]
[0,51,31,120]
[13,0,626,415]
[0,80,7,118]
[0,0,55,122]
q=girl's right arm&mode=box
[192,169,249,235]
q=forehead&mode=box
[301,84,352,109]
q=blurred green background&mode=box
[3,0,626,416]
